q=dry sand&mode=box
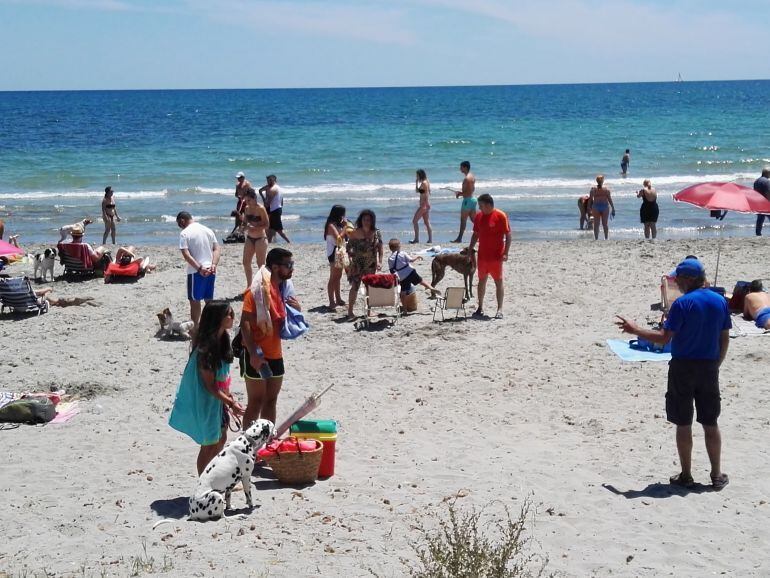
[1,237,769,577]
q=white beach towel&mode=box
[729,315,769,338]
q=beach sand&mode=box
[1,237,769,577]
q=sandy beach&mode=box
[1,237,769,577]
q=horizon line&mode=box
[2,77,769,94]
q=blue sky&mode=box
[1,0,768,90]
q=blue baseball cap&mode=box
[675,258,705,278]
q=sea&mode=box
[1,80,769,247]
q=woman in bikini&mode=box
[324,204,348,311]
[240,189,269,288]
[589,174,615,240]
[101,186,121,244]
[410,169,433,244]
[346,209,383,320]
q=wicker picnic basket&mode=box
[260,437,324,485]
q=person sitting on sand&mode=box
[743,280,770,329]
[387,238,439,297]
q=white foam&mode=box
[0,190,168,200]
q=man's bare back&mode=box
[744,291,770,320]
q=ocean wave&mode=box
[0,190,168,200]
[159,214,224,223]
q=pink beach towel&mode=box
[50,401,80,424]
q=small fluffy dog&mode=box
[189,419,274,521]
[431,248,476,300]
[33,248,57,282]
[157,308,194,340]
[59,218,93,241]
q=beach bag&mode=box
[334,239,349,270]
[629,338,671,354]
[231,329,244,358]
[0,397,56,424]
[280,304,309,340]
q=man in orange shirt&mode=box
[468,194,511,319]
[239,247,300,429]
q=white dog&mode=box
[157,308,194,340]
[33,248,57,282]
[189,419,274,521]
[59,218,93,242]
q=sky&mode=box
[0,0,768,90]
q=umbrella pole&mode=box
[714,224,723,286]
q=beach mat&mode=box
[415,246,462,257]
[606,339,672,362]
[50,401,80,424]
[729,315,769,338]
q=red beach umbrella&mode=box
[672,181,770,284]
[673,181,770,213]
[0,239,23,258]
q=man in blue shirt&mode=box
[754,168,770,236]
[616,258,731,491]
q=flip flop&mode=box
[669,472,695,488]
[494,311,504,320]
[711,473,729,491]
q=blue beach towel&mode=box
[606,339,672,362]
[168,350,229,445]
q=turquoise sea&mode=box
[1,81,769,246]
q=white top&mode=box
[179,221,217,274]
[388,251,414,281]
[325,234,338,258]
[268,185,283,212]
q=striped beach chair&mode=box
[0,276,49,316]
[57,242,97,278]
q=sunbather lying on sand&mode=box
[744,280,770,329]
[115,246,156,272]
[34,288,99,307]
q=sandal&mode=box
[711,473,729,491]
[669,472,695,488]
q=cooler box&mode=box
[290,419,337,478]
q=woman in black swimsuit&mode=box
[240,189,269,288]
[101,186,121,244]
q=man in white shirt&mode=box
[176,211,221,327]
[259,174,291,244]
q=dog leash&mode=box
[226,406,242,433]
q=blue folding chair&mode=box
[0,276,49,316]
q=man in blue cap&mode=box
[616,258,731,491]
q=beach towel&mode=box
[168,350,228,446]
[50,401,80,424]
[729,315,769,338]
[249,266,273,336]
[361,273,399,289]
[57,242,94,269]
[606,339,672,362]
[415,246,462,257]
[0,391,17,410]
[105,259,142,279]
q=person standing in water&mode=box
[620,149,631,176]
[410,169,433,244]
[451,161,476,243]
[101,186,121,244]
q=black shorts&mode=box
[328,251,335,264]
[666,358,721,426]
[240,349,285,380]
[399,270,422,293]
[269,208,283,231]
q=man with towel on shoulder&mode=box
[616,258,731,491]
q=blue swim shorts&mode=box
[461,197,477,213]
[187,272,216,301]
[755,306,770,329]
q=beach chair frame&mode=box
[432,286,467,322]
[660,275,683,317]
[58,242,98,279]
[359,284,401,328]
[0,276,49,316]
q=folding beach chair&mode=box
[432,286,467,322]
[58,242,96,278]
[359,274,401,328]
[0,276,49,316]
[660,275,682,317]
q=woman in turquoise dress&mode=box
[169,301,245,474]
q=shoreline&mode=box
[1,237,769,576]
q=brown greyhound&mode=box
[430,248,476,300]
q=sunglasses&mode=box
[226,310,235,319]
[280,261,294,270]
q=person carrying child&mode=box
[169,301,244,475]
[387,238,440,297]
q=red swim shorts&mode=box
[477,258,503,281]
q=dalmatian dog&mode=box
[189,419,274,521]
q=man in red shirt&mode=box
[468,194,511,319]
